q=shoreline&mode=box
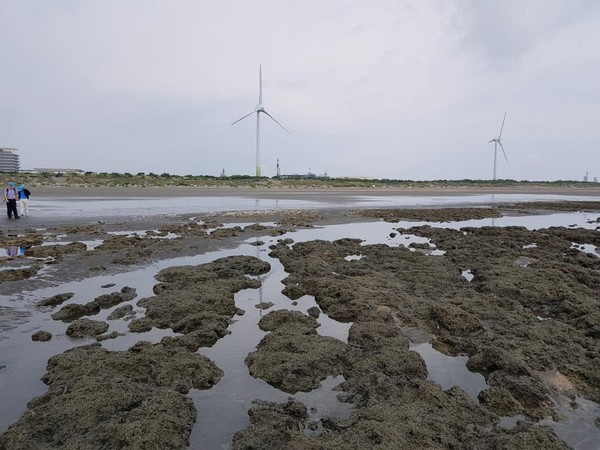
[29,185,600,199]
[2,186,598,231]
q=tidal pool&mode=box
[1,210,599,449]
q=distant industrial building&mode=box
[278,172,330,180]
[0,148,20,173]
[275,161,330,180]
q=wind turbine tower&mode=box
[232,65,289,177]
[488,112,508,181]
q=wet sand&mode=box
[1,193,600,449]
[31,184,600,200]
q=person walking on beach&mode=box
[4,182,19,219]
[17,184,31,217]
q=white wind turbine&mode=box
[488,111,508,181]
[232,65,289,177]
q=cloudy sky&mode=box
[1,1,599,181]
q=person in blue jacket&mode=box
[17,184,31,217]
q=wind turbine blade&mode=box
[499,111,507,138]
[259,64,263,105]
[231,111,256,126]
[488,139,495,143]
[262,110,290,133]
[499,141,508,162]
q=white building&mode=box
[0,148,20,173]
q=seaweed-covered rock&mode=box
[93,286,137,308]
[478,386,523,416]
[492,423,571,449]
[31,330,52,342]
[258,310,320,334]
[0,342,222,449]
[52,302,101,322]
[255,301,274,310]
[128,317,153,333]
[232,398,309,449]
[246,310,347,393]
[137,256,270,351]
[359,207,502,222]
[96,331,123,342]
[66,318,109,338]
[307,306,321,318]
[26,242,87,258]
[0,267,38,282]
[431,301,483,335]
[107,304,134,320]
[38,292,75,307]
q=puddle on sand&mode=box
[571,243,600,256]
[344,254,363,261]
[515,256,533,267]
[539,395,600,450]
[393,210,600,231]
[461,270,474,282]
[535,370,600,450]
[107,230,180,240]
[40,240,104,250]
[399,325,489,402]
[408,342,489,401]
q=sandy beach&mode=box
[30,184,600,199]
[1,189,599,449]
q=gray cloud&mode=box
[0,0,598,180]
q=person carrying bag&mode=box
[4,182,19,219]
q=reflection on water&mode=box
[191,249,351,449]
[399,326,489,402]
[409,342,489,401]
[33,196,328,218]
[30,192,600,220]
[461,270,474,282]
[571,243,600,256]
[539,396,600,450]
[1,247,27,257]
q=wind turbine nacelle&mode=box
[256,105,265,112]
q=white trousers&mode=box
[19,198,29,216]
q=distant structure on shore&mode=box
[274,160,329,179]
[30,168,84,174]
[231,65,289,177]
[0,148,20,172]
[278,170,330,180]
[488,112,509,181]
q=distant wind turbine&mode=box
[488,111,508,181]
[232,65,289,177]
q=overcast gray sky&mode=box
[1,0,599,180]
